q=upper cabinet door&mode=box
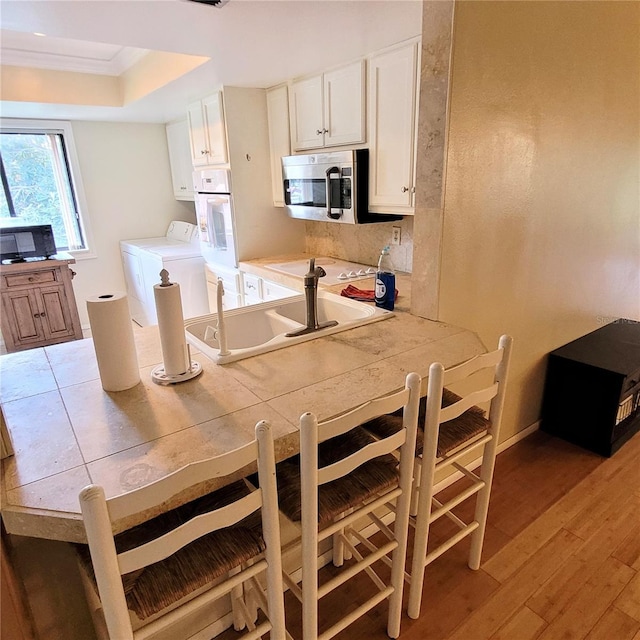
[290,74,324,151]
[266,85,291,207]
[323,60,365,148]
[187,100,209,166]
[368,40,419,214]
[187,92,228,167]
[166,119,195,200]
[289,61,365,151]
[202,92,228,165]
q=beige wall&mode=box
[70,121,196,327]
[433,1,640,439]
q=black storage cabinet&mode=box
[541,319,640,457]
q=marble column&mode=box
[410,0,455,320]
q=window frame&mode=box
[0,118,95,260]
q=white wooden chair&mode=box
[77,421,287,640]
[276,372,421,640]
[406,334,513,618]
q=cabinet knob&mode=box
[401,186,409,193]
[323,128,329,134]
[28,277,35,282]
[316,129,323,136]
[201,149,208,155]
[70,269,76,279]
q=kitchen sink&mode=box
[184,291,393,364]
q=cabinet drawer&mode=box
[242,273,262,299]
[3,269,58,288]
[263,280,298,301]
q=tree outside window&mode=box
[1,123,88,253]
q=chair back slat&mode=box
[438,383,499,423]
[318,388,411,443]
[79,422,287,640]
[107,440,259,521]
[407,335,513,620]
[296,372,421,640]
[442,348,504,386]
[318,431,405,486]
[116,490,262,575]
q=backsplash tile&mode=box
[304,217,414,272]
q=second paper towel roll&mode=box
[154,277,190,376]
[86,292,140,392]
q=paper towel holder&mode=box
[151,351,203,385]
[151,269,204,385]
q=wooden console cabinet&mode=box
[541,320,640,457]
[0,255,83,353]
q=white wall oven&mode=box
[194,169,297,311]
[194,168,238,269]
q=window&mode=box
[0,120,91,254]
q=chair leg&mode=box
[407,454,438,619]
[410,456,422,517]
[468,438,498,570]
[244,558,260,624]
[332,518,345,567]
[333,509,355,566]
[229,566,246,631]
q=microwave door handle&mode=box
[326,166,341,219]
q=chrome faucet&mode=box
[286,258,338,337]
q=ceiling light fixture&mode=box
[33,32,46,37]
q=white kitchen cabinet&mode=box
[205,263,242,310]
[241,272,262,306]
[165,118,195,201]
[262,279,297,302]
[266,84,290,207]
[187,92,228,167]
[368,39,420,215]
[289,60,365,151]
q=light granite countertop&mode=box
[240,253,412,312]
[0,283,483,543]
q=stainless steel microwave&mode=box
[282,149,401,224]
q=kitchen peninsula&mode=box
[0,276,485,544]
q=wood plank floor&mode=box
[223,429,640,640]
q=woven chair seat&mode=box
[363,388,490,457]
[76,480,265,621]
[276,426,399,525]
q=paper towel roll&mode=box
[154,278,190,376]
[86,292,140,392]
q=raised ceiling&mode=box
[0,0,422,124]
[0,30,149,75]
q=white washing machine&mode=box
[120,221,209,326]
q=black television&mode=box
[0,224,57,263]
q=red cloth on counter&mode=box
[340,284,398,302]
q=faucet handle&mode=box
[307,258,326,278]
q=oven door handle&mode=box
[326,166,342,220]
